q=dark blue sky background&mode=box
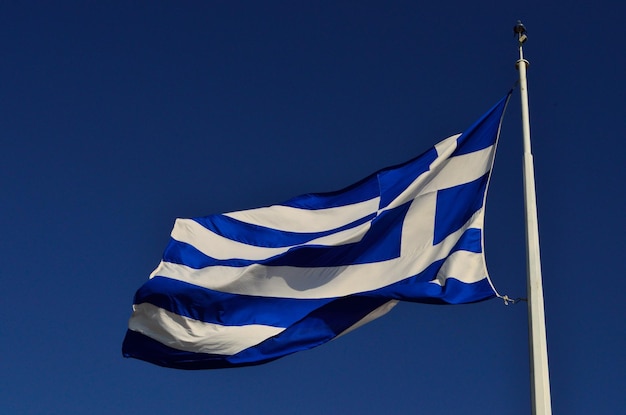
[2,2,624,414]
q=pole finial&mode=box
[514,20,528,44]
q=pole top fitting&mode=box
[514,20,528,44]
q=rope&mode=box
[497,294,527,305]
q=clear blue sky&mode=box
[2,2,624,414]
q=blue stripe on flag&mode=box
[192,212,377,248]
[368,257,495,304]
[264,202,410,267]
[227,295,391,365]
[453,97,507,156]
[452,227,483,254]
[123,330,240,369]
[433,173,489,245]
[134,276,334,327]
[277,141,435,212]
[163,202,411,268]
[281,174,380,209]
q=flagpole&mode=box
[514,21,552,415]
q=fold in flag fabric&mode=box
[123,93,510,369]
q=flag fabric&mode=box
[122,93,510,369]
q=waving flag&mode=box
[123,93,510,369]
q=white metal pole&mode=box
[514,21,552,415]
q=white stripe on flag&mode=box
[336,300,399,338]
[171,217,373,260]
[224,198,380,232]
[129,303,284,355]
[433,133,460,158]
[130,300,400,357]
[432,249,487,286]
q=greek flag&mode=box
[123,93,510,369]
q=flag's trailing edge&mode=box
[123,93,511,369]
